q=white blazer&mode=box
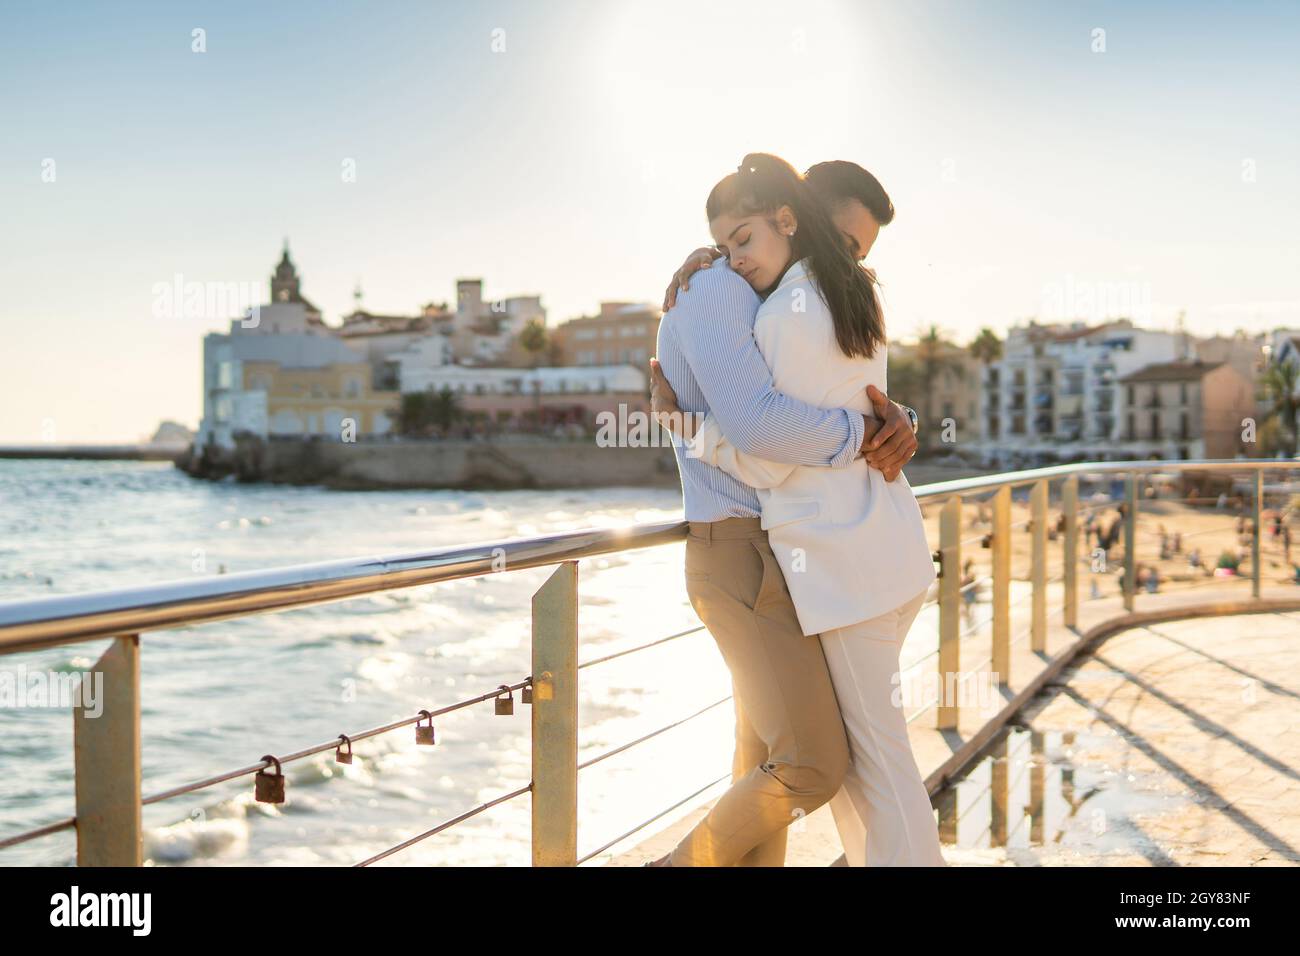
[687,258,936,636]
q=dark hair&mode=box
[706,152,885,359]
[804,160,895,226]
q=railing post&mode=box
[992,486,1011,687]
[531,561,578,866]
[74,634,142,866]
[1063,475,1078,628]
[1031,479,1047,652]
[1253,469,1263,599]
[1124,472,1138,612]
[1029,730,1046,844]
[938,495,962,731]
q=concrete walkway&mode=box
[937,609,1300,866]
[607,587,1300,866]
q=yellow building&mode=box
[197,305,401,450]
[242,360,398,439]
[551,302,660,368]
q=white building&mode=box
[336,307,453,389]
[195,304,381,451]
[451,279,547,365]
[391,334,454,388]
[981,319,1182,465]
[397,362,643,398]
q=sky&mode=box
[1,0,1297,441]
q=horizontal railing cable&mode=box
[578,697,731,772]
[0,816,75,851]
[0,676,534,850]
[577,625,707,671]
[576,772,732,865]
[355,783,532,867]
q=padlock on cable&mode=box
[494,684,514,716]
[415,710,436,745]
[255,754,285,804]
[521,679,533,705]
[335,734,353,764]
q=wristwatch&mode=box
[901,404,919,434]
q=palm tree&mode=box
[913,324,967,451]
[1258,359,1300,456]
[970,327,1003,366]
[969,328,1004,448]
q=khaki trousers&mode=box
[669,517,850,867]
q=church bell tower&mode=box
[271,239,301,303]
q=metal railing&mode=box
[0,458,1296,866]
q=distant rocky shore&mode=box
[174,435,681,490]
[0,444,185,462]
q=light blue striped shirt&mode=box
[655,258,865,521]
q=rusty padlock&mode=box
[494,685,514,716]
[335,734,353,764]
[521,680,533,705]
[254,754,285,804]
[416,710,436,745]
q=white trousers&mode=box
[819,589,947,867]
